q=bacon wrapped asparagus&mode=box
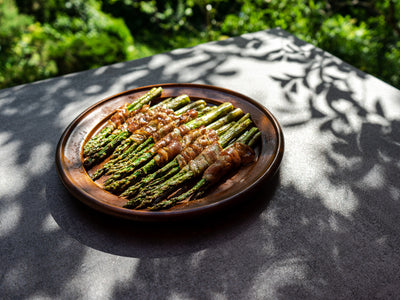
[124,116,254,209]
[82,87,261,211]
[102,102,234,188]
[91,105,201,180]
[149,128,259,210]
[120,113,250,201]
[83,87,163,157]
[108,108,245,195]
[83,94,191,168]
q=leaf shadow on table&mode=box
[49,171,281,258]
[259,30,400,298]
[1,28,400,299]
[108,29,400,299]
[0,29,285,299]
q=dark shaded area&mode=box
[49,171,280,258]
[1,29,400,299]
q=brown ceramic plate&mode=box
[55,83,284,221]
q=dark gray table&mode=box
[1,28,400,299]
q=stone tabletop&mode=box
[1,28,400,299]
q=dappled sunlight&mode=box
[1,28,399,298]
[41,213,60,233]
[43,30,400,298]
[0,202,21,238]
[261,207,281,227]
[57,101,94,129]
[321,185,358,218]
[267,32,400,222]
[83,84,104,95]
[356,164,385,190]
[27,143,52,175]
[64,254,138,299]
[250,257,308,299]
[279,123,359,217]
[0,137,52,197]
[0,134,26,197]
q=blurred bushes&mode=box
[0,0,399,89]
[0,0,134,88]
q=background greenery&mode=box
[1,0,399,89]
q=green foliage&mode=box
[1,0,399,89]
[0,0,134,88]
[219,0,400,88]
[385,41,400,86]
[48,3,134,74]
[0,1,62,86]
[317,15,376,70]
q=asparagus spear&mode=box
[130,87,164,111]
[83,87,162,157]
[116,126,221,195]
[83,94,191,169]
[102,103,207,176]
[174,99,207,115]
[91,101,205,180]
[103,102,234,187]
[105,97,174,158]
[215,122,235,136]
[132,143,223,209]
[248,131,261,148]
[206,108,243,130]
[109,99,206,162]
[120,111,245,199]
[139,166,181,194]
[104,103,238,191]
[83,92,165,159]
[148,127,259,210]
[128,120,238,190]
[124,117,253,209]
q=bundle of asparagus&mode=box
[82,87,261,210]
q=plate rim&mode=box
[55,83,284,221]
